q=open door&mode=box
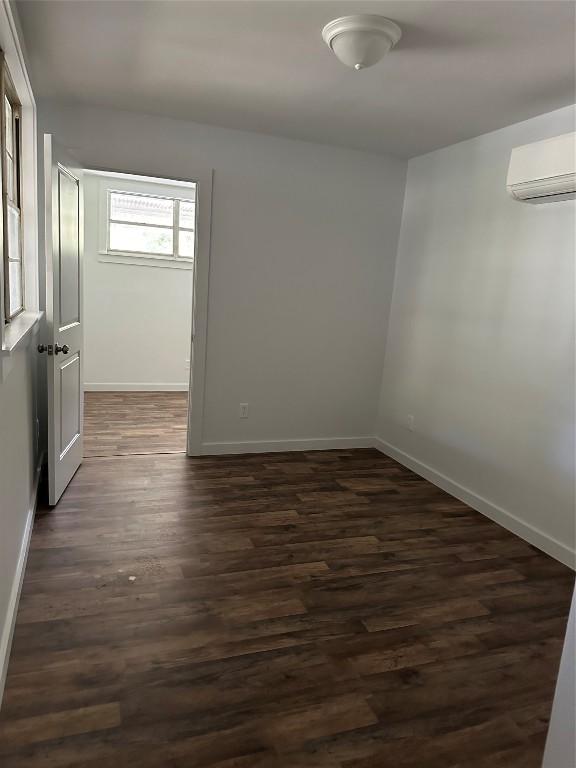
[42,134,84,505]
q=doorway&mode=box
[81,170,197,458]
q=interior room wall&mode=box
[0,344,41,699]
[0,1,42,702]
[83,173,193,391]
[375,105,576,567]
[38,101,407,449]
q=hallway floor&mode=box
[0,449,573,767]
[83,391,188,457]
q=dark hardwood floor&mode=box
[0,449,573,767]
[83,391,188,457]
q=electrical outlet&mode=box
[407,414,415,431]
[239,403,249,419]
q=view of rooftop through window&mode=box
[108,190,195,259]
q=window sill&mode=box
[98,252,194,270]
[1,310,43,356]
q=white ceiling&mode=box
[16,0,576,157]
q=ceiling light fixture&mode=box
[322,14,402,71]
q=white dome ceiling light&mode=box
[322,15,402,71]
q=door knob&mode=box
[54,344,70,355]
[37,344,47,353]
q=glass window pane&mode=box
[110,192,173,226]
[6,155,14,201]
[8,260,23,316]
[4,96,13,156]
[7,203,20,260]
[179,200,196,229]
[109,222,173,254]
[178,229,195,258]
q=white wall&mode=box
[376,105,575,566]
[543,588,576,768]
[0,342,41,699]
[83,174,193,391]
[39,101,407,448]
[0,1,42,702]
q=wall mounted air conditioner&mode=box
[507,132,575,203]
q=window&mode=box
[106,190,195,262]
[1,54,23,321]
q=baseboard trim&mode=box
[84,383,189,392]
[200,436,374,456]
[0,452,44,707]
[373,437,575,569]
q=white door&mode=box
[43,134,84,505]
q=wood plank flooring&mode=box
[0,449,573,767]
[83,392,188,457]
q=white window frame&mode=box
[2,61,24,321]
[97,178,196,270]
[0,0,41,370]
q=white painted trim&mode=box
[97,253,194,270]
[0,452,44,707]
[374,437,575,570]
[201,436,374,456]
[186,170,213,457]
[82,163,212,460]
[0,0,39,345]
[1,310,41,381]
[0,311,42,356]
[84,382,189,392]
[95,176,196,269]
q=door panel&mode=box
[59,353,81,456]
[58,170,80,328]
[44,134,84,505]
